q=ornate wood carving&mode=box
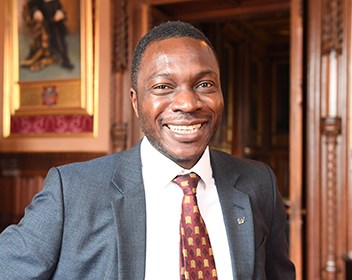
[320,117,342,278]
[320,0,343,278]
[321,0,343,54]
[112,0,128,72]
[111,122,128,153]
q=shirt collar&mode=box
[140,137,213,189]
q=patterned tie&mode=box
[173,172,218,280]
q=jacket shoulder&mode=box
[210,149,270,174]
[52,145,141,189]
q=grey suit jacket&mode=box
[0,143,295,279]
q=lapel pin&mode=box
[237,217,246,225]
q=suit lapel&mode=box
[110,144,146,280]
[210,151,255,280]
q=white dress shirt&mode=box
[141,137,234,279]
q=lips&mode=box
[167,124,202,134]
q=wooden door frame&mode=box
[289,0,304,279]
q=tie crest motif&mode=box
[173,172,218,280]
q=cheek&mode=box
[205,96,224,116]
[217,100,224,117]
[139,97,170,118]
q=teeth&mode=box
[168,124,201,134]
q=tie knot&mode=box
[173,172,200,195]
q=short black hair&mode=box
[131,21,216,90]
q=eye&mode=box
[197,82,213,88]
[151,84,174,95]
[196,81,216,93]
[154,84,170,90]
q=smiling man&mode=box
[130,35,223,169]
[0,21,295,279]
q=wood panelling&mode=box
[0,152,104,231]
[0,176,43,231]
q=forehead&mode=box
[140,37,219,72]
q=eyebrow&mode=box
[193,70,218,79]
[149,69,218,81]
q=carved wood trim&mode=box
[112,0,128,72]
[320,117,342,278]
[111,122,128,153]
[319,1,344,277]
[321,0,343,54]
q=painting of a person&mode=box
[20,0,74,71]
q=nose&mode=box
[171,88,203,113]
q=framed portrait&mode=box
[3,0,94,136]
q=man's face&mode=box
[130,37,224,169]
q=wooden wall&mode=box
[0,153,104,231]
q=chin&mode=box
[164,149,204,167]
[169,156,198,168]
[146,134,206,165]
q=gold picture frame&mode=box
[2,0,94,137]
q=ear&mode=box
[130,88,139,118]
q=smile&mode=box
[168,124,202,134]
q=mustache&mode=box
[160,113,211,122]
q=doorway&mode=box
[139,0,304,278]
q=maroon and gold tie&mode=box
[173,172,218,280]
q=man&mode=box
[0,21,295,279]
